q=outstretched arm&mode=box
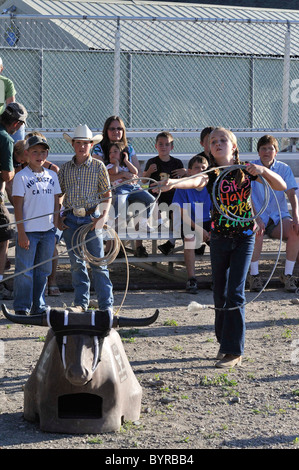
[151,173,208,193]
[245,163,287,191]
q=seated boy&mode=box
[172,155,212,293]
[143,131,186,255]
[249,134,299,292]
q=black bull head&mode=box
[1,304,159,386]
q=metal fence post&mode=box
[39,48,44,128]
[113,17,121,116]
[282,22,291,130]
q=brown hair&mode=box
[257,134,279,153]
[13,140,26,162]
[25,130,45,140]
[188,154,209,169]
[100,116,127,164]
[200,126,215,142]
[155,131,174,144]
[108,141,126,165]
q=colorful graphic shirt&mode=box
[206,166,257,237]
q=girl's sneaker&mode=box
[215,354,242,369]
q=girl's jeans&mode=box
[63,212,113,311]
[210,233,255,356]
[14,228,55,314]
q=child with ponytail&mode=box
[154,127,286,368]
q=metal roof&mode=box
[19,0,299,22]
[2,0,299,54]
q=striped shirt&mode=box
[58,156,110,210]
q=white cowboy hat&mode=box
[63,124,102,145]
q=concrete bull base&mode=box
[24,328,142,433]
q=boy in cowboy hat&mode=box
[58,124,114,313]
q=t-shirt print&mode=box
[207,168,256,238]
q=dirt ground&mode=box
[1,238,299,452]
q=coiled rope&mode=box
[70,223,130,314]
[1,176,161,314]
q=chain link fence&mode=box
[0,12,299,154]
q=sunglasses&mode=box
[108,127,123,131]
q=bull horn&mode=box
[1,304,48,326]
[113,309,159,328]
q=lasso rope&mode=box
[71,224,130,315]
[187,164,283,312]
[0,166,284,314]
[0,176,161,315]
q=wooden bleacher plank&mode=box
[53,250,285,266]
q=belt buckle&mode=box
[73,208,86,217]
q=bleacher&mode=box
[7,129,299,282]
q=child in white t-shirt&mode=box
[12,135,61,315]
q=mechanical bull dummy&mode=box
[1,304,159,433]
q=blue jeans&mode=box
[210,233,255,356]
[63,212,113,311]
[14,229,55,314]
[114,184,156,222]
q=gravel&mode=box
[1,284,299,451]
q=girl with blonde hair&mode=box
[154,127,286,368]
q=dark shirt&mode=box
[206,166,257,237]
[0,124,14,173]
[144,155,184,205]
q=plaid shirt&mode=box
[58,156,110,210]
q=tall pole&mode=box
[113,18,121,116]
[282,22,291,130]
